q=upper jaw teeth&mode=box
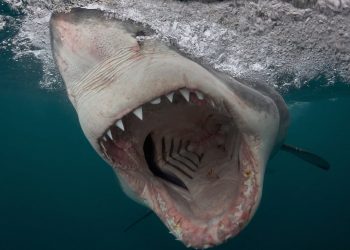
[100,88,207,139]
[133,107,143,120]
[116,120,125,131]
[151,98,161,104]
[195,91,204,100]
[166,92,174,103]
[179,89,190,102]
[107,130,113,139]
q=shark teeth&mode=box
[133,107,143,120]
[116,120,125,131]
[180,89,190,102]
[107,130,113,140]
[151,98,161,104]
[195,91,204,100]
[166,92,174,103]
[101,88,206,140]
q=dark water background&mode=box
[1,4,350,250]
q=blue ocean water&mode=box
[1,5,350,250]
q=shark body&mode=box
[50,8,290,248]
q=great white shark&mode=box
[50,8,329,249]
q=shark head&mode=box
[50,8,289,248]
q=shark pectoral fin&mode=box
[281,144,330,170]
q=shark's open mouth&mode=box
[97,87,259,248]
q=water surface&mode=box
[1,3,350,250]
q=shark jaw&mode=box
[50,8,283,249]
[98,87,261,248]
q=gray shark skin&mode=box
[50,8,289,249]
